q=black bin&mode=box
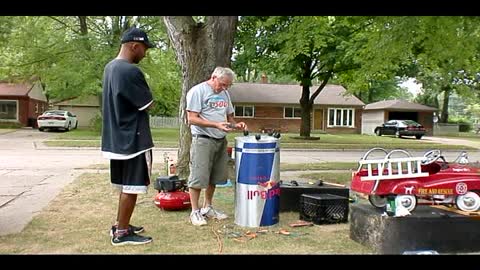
[28,118,38,128]
[280,181,349,212]
[299,193,349,225]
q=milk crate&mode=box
[280,181,349,212]
[299,193,349,224]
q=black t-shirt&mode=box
[101,58,154,155]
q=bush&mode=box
[459,123,472,132]
[449,118,472,132]
[89,112,102,132]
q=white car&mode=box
[37,110,78,132]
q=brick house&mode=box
[228,83,365,133]
[0,80,48,127]
[362,99,437,136]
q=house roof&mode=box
[364,99,437,112]
[228,83,365,106]
[0,83,33,96]
[52,96,100,107]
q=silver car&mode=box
[37,110,78,132]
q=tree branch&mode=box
[0,50,76,67]
[47,16,80,34]
[310,71,333,103]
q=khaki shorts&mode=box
[188,136,229,189]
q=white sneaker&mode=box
[201,205,228,220]
[190,210,207,226]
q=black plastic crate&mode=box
[299,193,349,224]
[280,181,349,212]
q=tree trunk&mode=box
[78,16,88,35]
[440,85,451,123]
[300,71,331,137]
[299,85,312,137]
[163,16,238,179]
[77,16,92,51]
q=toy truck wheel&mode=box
[456,191,480,212]
[396,195,417,212]
[368,195,387,209]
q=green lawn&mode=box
[0,172,373,254]
[44,128,475,150]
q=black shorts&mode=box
[110,150,152,194]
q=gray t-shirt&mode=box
[186,81,234,139]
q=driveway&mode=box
[422,136,480,150]
[0,129,103,235]
[1,129,479,236]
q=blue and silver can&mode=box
[234,135,280,227]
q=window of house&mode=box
[0,100,18,120]
[327,107,354,127]
[284,107,301,118]
[35,103,39,113]
[234,105,254,117]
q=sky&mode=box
[400,78,422,96]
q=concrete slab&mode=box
[0,175,47,188]
[0,187,27,196]
[0,196,16,207]
[4,170,55,176]
[350,203,480,254]
[0,170,80,235]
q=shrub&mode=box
[89,112,102,132]
[449,118,472,132]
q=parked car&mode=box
[374,119,426,139]
[37,110,78,132]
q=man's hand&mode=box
[217,122,233,132]
[235,122,247,131]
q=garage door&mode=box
[362,111,384,135]
[58,106,99,128]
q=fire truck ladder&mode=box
[357,148,429,194]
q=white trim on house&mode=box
[327,107,355,128]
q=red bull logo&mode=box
[246,180,281,200]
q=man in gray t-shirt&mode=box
[186,67,247,226]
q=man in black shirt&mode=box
[101,27,155,246]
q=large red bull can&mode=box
[234,135,280,227]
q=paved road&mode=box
[0,129,479,236]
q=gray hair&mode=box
[212,67,235,81]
